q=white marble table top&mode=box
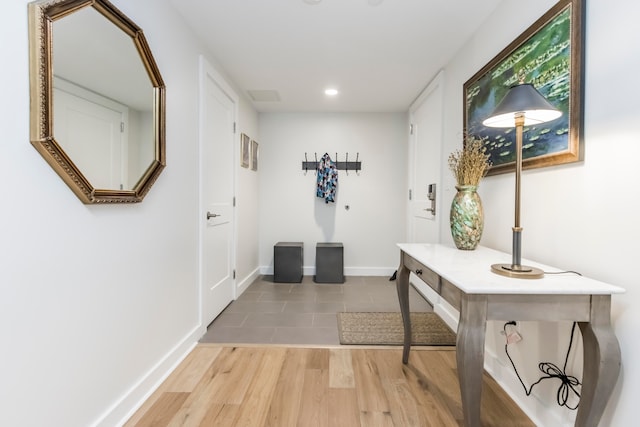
[397,243,626,295]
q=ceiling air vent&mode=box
[247,90,281,102]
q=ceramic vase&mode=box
[450,185,484,250]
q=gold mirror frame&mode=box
[28,0,166,203]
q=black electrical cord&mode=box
[503,321,582,410]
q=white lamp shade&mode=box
[482,83,562,128]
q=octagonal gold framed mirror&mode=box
[28,0,165,203]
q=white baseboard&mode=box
[236,266,260,297]
[343,266,396,277]
[98,267,260,426]
[260,265,396,277]
[94,324,203,427]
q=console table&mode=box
[395,243,624,427]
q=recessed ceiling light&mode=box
[303,0,322,5]
[325,88,339,96]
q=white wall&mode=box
[258,113,407,276]
[3,0,638,425]
[438,0,640,425]
[0,1,258,426]
[236,96,261,292]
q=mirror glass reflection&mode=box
[52,6,154,191]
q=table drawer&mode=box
[403,253,440,292]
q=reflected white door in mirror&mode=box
[54,78,128,191]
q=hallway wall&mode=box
[437,0,640,425]
[3,0,639,426]
[258,113,408,276]
[0,1,259,426]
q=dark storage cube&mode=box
[274,242,303,283]
[314,242,344,283]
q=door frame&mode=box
[407,70,453,317]
[407,69,444,243]
[198,55,239,327]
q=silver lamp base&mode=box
[491,263,544,279]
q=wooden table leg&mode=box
[576,295,621,427]
[396,262,411,364]
[457,294,487,427]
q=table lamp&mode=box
[482,81,562,279]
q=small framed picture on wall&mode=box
[251,140,259,171]
[240,133,250,168]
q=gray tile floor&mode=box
[200,275,433,345]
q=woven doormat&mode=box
[337,312,456,346]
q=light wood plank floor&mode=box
[125,344,534,427]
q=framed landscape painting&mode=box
[463,0,584,175]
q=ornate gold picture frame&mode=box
[463,0,584,176]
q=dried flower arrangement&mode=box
[448,135,492,186]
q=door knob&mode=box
[207,211,220,219]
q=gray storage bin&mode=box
[314,242,344,283]
[274,242,303,283]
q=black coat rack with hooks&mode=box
[302,152,362,175]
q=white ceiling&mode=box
[170,0,502,113]
[54,6,153,112]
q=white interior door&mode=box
[200,57,237,326]
[408,71,444,244]
[54,83,128,189]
